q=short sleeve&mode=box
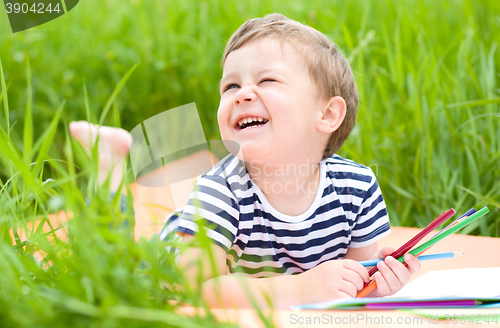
[349,170,391,248]
[175,175,240,252]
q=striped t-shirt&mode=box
[160,154,391,278]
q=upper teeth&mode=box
[238,117,266,127]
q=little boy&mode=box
[70,13,420,308]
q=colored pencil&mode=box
[366,300,480,309]
[415,209,474,256]
[356,207,489,298]
[366,209,456,279]
[404,207,489,258]
[356,246,441,298]
[358,251,463,267]
[430,208,476,239]
[356,247,437,298]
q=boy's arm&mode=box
[343,242,379,261]
[202,273,301,309]
[201,259,370,309]
[177,234,228,284]
[179,235,370,309]
[178,234,295,307]
[178,234,297,308]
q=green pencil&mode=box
[397,206,489,263]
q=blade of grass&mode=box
[63,125,78,193]
[31,101,65,179]
[24,57,33,163]
[112,101,120,127]
[464,145,480,193]
[98,63,140,126]
[446,98,500,109]
[83,81,97,123]
[0,126,31,180]
[60,0,68,13]
[458,185,500,209]
[0,56,9,137]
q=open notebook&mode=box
[292,267,500,311]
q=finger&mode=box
[404,254,421,275]
[342,260,370,283]
[338,279,359,297]
[379,245,395,258]
[385,256,412,287]
[373,271,390,295]
[341,268,365,291]
[371,245,395,260]
[377,257,402,292]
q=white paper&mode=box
[389,267,500,299]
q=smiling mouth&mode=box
[236,117,269,130]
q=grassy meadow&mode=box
[0,0,499,326]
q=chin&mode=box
[237,146,265,165]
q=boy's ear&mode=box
[316,96,347,133]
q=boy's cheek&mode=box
[217,117,231,138]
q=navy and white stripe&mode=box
[161,154,390,278]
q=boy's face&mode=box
[218,38,328,166]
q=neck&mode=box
[245,157,322,214]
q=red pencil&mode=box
[365,209,456,282]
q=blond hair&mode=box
[222,14,359,157]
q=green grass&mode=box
[0,0,499,325]
[0,0,498,234]
[0,59,252,326]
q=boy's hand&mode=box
[296,259,370,305]
[368,246,421,297]
[370,245,395,260]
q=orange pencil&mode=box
[356,249,429,298]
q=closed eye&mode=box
[260,78,275,83]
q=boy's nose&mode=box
[234,86,257,105]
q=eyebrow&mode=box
[219,68,285,89]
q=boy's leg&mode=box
[10,123,133,257]
[70,121,162,240]
[69,121,132,192]
[69,121,193,240]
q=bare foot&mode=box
[69,121,132,191]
